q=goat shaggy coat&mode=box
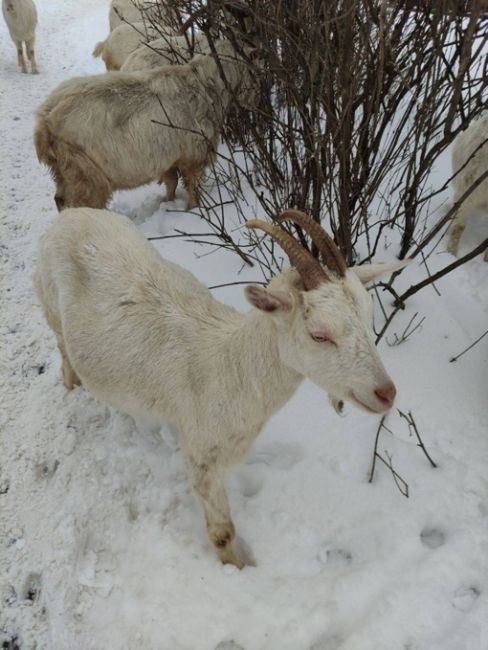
[121,33,205,72]
[34,42,253,210]
[2,0,38,74]
[109,0,162,31]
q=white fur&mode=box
[2,0,38,74]
[93,20,164,71]
[109,0,147,31]
[121,33,205,72]
[448,113,488,261]
[35,40,256,210]
[34,207,403,568]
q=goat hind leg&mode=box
[16,41,27,73]
[26,38,38,74]
[57,335,81,390]
[180,164,205,210]
[160,167,178,202]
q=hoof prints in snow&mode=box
[317,546,353,566]
[310,634,343,650]
[248,442,304,470]
[35,460,59,480]
[420,526,446,549]
[23,573,42,604]
[1,635,21,650]
[452,585,481,612]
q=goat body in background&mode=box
[121,33,206,72]
[34,41,255,211]
[2,0,38,74]
[448,112,488,262]
[34,207,404,568]
[109,0,146,31]
[93,21,164,71]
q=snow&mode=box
[1,2,488,649]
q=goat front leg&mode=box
[186,454,244,569]
[16,41,27,73]
[160,167,178,202]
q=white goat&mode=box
[109,0,146,31]
[448,113,488,262]
[35,40,255,210]
[121,33,205,72]
[93,20,163,71]
[2,0,38,74]
[34,207,405,568]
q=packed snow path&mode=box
[1,2,488,649]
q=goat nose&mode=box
[374,381,396,408]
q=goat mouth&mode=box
[349,393,385,414]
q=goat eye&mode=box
[310,332,333,344]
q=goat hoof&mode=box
[219,548,245,570]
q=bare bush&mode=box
[149,1,488,297]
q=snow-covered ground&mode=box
[1,2,488,649]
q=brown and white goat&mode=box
[34,207,405,568]
[34,40,255,211]
[2,0,38,74]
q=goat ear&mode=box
[351,260,409,286]
[245,284,293,313]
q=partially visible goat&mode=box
[2,0,38,74]
[448,113,488,262]
[109,0,145,30]
[34,207,405,567]
[121,33,205,72]
[35,40,256,210]
[93,20,163,71]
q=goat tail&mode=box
[34,119,56,165]
[92,40,106,59]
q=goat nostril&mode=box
[374,382,396,406]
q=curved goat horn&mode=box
[246,219,329,290]
[277,209,347,278]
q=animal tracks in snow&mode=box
[247,441,304,471]
[452,584,481,612]
[214,642,245,650]
[317,545,353,567]
[419,526,446,549]
[232,442,304,499]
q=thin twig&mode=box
[368,415,386,483]
[386,312,426,346]
[381,452,409,498]
[398,239,488,303]
[398,409,437,468]
[450,328,488,363]
[207,280,265,289]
